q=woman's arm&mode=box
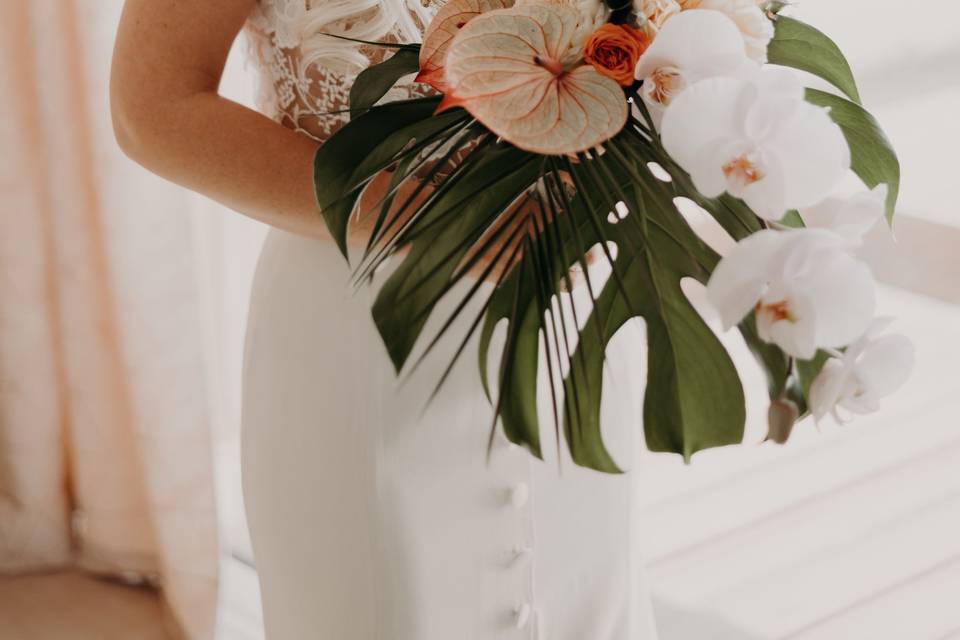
[111,0,327,238]
[110,0,534,269]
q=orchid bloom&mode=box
[634,10,753,123]
[706,228,876,359]
[809,319,915,422]
[799,184,888,247]
[661,67,851,221]
[678,0,774,62]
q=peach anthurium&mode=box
[440,2,628,155]
[417,0,515,92]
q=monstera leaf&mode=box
[477,144,747,470]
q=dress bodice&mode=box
[245,0,442,141]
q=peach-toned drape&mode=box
[0,1,219,638]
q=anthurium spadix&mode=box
[706,229,876,359]
[809,319,915,422]
[661,67,851,221]
[634,10,754,122]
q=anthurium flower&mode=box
[634,10,754,122]
[677,0,774,62]
[661,67,851,220]
[706,229,876,359]
[583,23,651,86]
[799,185,888,247]
[417,0,515,92]
[522,0,608,50]
[441,2,628,155]
[809,319,915,422]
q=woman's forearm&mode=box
[112,88,325,238]
[109,0,516,264]
[111,0,333,239]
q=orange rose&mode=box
[582,24,651,87]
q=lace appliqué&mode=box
[245,0,440,143]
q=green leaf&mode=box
[806,88,901,221]
[372,148,540,373]
[313,97,451,257]
[479,150,746,471]
[739,315,791,399]
[499,279,545,458]
[349,47,423,113]
[768,16,861,104]
[564,179,746,468]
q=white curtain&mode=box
[0,1,265,637]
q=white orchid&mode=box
[634,10,755,123]
[809,319,915,422]
[661,67,852,221]
[799,184,888,247]
[706,228,876,359]
[678,0,774,62]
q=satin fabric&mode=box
[242,230,660,639]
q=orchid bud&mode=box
[766,398,800,444]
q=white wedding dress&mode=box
[241,2,660,638]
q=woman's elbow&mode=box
[110,78,154,165]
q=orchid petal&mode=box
[762,102,851,210]
[801,252,876,348]
[809,359,848,421]
[661,76,749,180]
[635,10,749,81]
[705,229,787,330]
[855,333,915,397]
[800,184,888,246]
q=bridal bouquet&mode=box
[313,0,912,472]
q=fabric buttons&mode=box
[511,544,532,566]
[510,483,530,509]
[514,603,532,630]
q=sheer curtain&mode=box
[0,1,264,637]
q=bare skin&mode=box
[110,0,336,238]
[111,0,562,278]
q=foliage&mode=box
[311,7,901,471]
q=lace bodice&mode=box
[245,0,443,142]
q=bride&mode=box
[111,1,660,637]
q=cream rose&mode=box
[636,0,683,33]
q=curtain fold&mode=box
[1,1,220,638]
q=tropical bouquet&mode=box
[313,0,913,472]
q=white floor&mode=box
[215,282,960,640]
[638,285,960,639]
